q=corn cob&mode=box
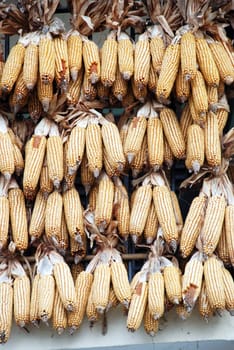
[0,278,13,344]
[95,173,114,232]
[29,190,47,241]
[182,252,204,311]
[70,263,84,282]
[101,117,126,172]
[180,103,193,143]
[144,305,159,337]
[63,187,84,243]
[156,38,180,102]
[134,32,150,89]
[13,273,30,328]
[216,95,229,134]
[130,184,152,243]
[83,72,97,100]
[23,118,49,199]
[47,123,63,188]
[144,201,158,244]
[150,26,165,73]
[225,204,234,266]
[118,32,134,80]
[204,111,221,168]
[170,191,183,231]
[127,279,148,332]
[63,143,77,191]
[163,264,182,305]
[9,184,28,251]
[39,33,55,84]
[28,90,43,122]
[66,121,87,175]
[209,41,234,85]
[175,67,191,103]
[207,86,218,112]
[148,271,164,320]
[68,270,93,333]
[54,36,69,90]
[67,31,82,81]
[81,152,94,195]
[160,108,186,159]
[86,284,99,323]
[111,257,131,308]
[103,146,121,178]
[0,176,9,250]
[23,36,39,90]
[37,78,53,112]
[181,31,197,81]
[216,226,230,265]
[200,194,226,257]
[191,71,208,120]
[198,281,213,321]
[0,42,25,93]
[92,263,111,313]
[163,139,174,169]
[185,124,205,173]
[101,31,118,87]
[45,191,63,244]
[40,157,53,198]
[112,65,128,101]
[38,274,55,322]
[106,287,119,311]
[222,267,234,315]
[204,256,225,313]
[180,194,207,258]
[147,113,163,171]
[83,38,100,84]
[30,274,40,326]
[131,78,147,103]
[124,104,148,163]
[11,71,29,113]
[58,212,69,253]
[67,68,83,106]
[113,178,130,240]
[176,303,191,320]
[130,134,147,177]
[0,116,15,179]
[189,96,202,124]
[86,120,103,177]
[52,288,67,335]
[97,82,110,102]
[153,184,178,252]
[196,37,219,87]
[12,144,24,175]
[89,184,98,212]
[53,261,77,312]
[148,65,158,93]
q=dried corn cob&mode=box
[106,287,119,311]
[131,78,147,103]
[58,212,69,253]
[180,193,207,258]
[112,65,128,101]
[118,32,134,80]
[191,71,208,120]
[225,204,234,266]
[0,176,9,250]
[147,110,163,171]
[54,36,69,90]
[101,31,118,87]
[23,35,39,90]
[113,177,130,240]
[144,305,159,337]
[209,41,234,85]
[67,31,82,81]
[0,269,13,344]
[207,86,218,112]
[150,26,165,73]
[175,67,191,103]
[180,103,193,142]
[12,144,24,176]
[63,187,84,243]
[83,72,97,100]
[39,33,55,84]
[157,37,180,102]
[67,68,83,106]
[222,267,234,315]
[38,274,55,323]
[216,226,230,265]
[185,124,205,173]
[189,96,202,124]
[30,274,40,326]
[45,191,63,244]
[204,256,225,313]
[86,284,99,323]
[182,252,204,311]
[130,183,152,243]
[11,70,29,113]
[148,65,158,93]
[0,116,15,179]
[204,111,221,169]
[163,139,174,169]
[9,181,28,251]
[52,288,67,335]
[40,156,53,198]
[181,31,197,81]
[28,90,43,122]
[163,263,182,305]
[95,173,114,232]
[37,78,53,112]
[92,262,111,313]
[111,254,131,308]
[148,271,164,320]
[160,108,186,159]
[216,95,229,134]
[196,37,219,87]
[12,262,30,328]
[29,190,47,241]
[83,38,100,84]
[81,152,94,194]
[143,201,158,244]
[0,42,25,93]
[47,123,63,188]
[130,135,147,177]
[134,32,150,89]
[86,119,103,177]
[198,281,213,321]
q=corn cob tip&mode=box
[122,72,131,80]
[68,165,78,175]
[127,153,134,163]
[224,76,234,85]
[90,73,99,85]
[93,169,100,178]
[169,239,177,254]
[192,160,201,174]
[71,69,78,82]
[84,184,91,195]
[131,235,138,244]
[3,172,11,181]
[18,320,26,328]
[96,306,105,314]
[41,99,50,112]
[229,310,234,316]
[146,237,154,245]
[57,327,65,335]
[53,179,60,189]
[68,326,77,335]
[31,320,39,328]
[26,83,34,90]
